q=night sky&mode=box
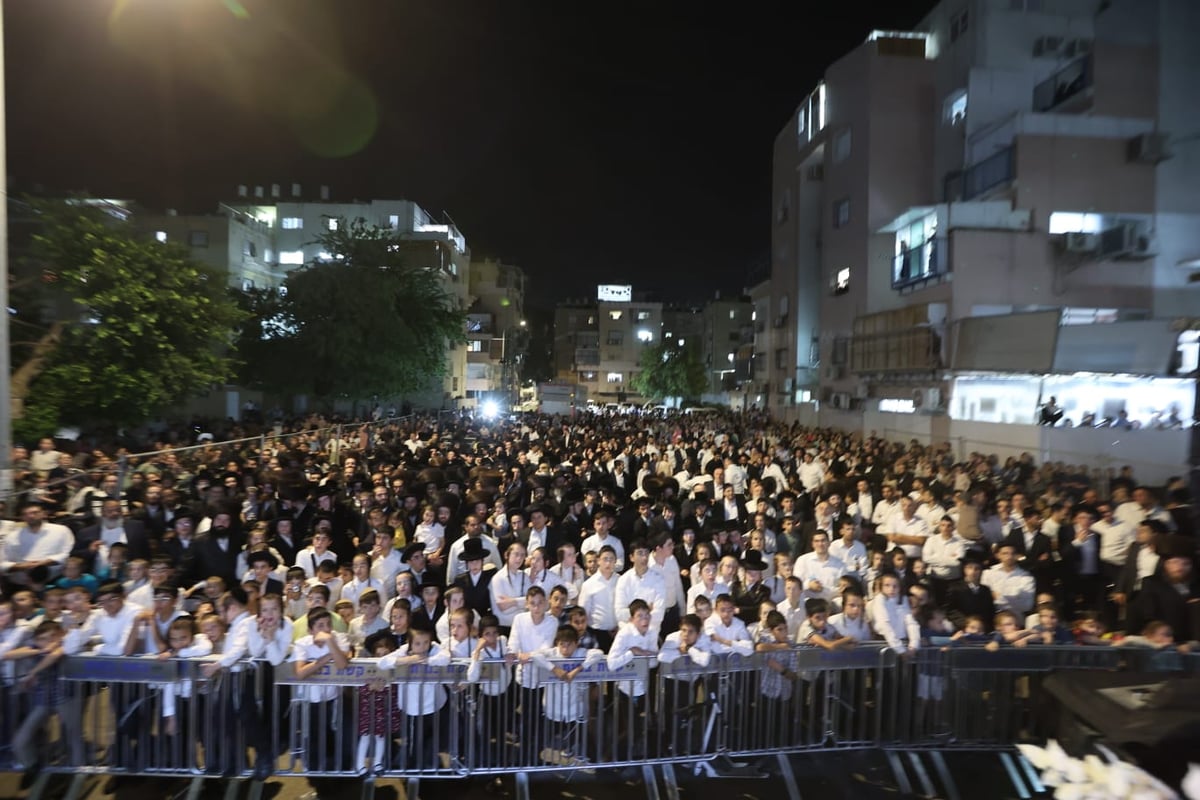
[7,0,935,306]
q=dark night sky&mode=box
[6,0,935,307]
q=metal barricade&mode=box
[3,642,1195,791]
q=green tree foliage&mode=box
[630,340,706,402]
[12,202,244,439]
[237,217,466,402]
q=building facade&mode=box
[763,0,1198,455]
[553,286,664,404]
[465,258,527,408]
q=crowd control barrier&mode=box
[2,643,1193,800]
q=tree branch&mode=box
[11,321,65,418]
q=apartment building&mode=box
[761,0,1198,476]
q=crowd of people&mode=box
[0,409,1196,782]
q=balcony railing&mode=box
[892,235,948,290]
[1033,54,1094,113]
[964,146,1014,200]
[575,347,600,367]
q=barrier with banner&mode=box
[2,645,1195,793]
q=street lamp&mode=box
[0,1,11,492]
[499,319,527,410]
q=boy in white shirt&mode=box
[290,607,353,772]
[530,625,605,764]
[377,626,451,769]
[466,615,513,768]
[607,599,658,760]
[828,589,872,642]
[703,593,754,656]
[657,613,711,755]
[509,586,559,747]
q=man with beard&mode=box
[194,504,246,587]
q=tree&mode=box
[236,217,466,403]
[630,340,706,403]
[12,201,245,440]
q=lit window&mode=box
[834,267,851,295]
[637,329,653,343]
[281,217,303,230]
[752,310,757,321]
[279,250,305,265]
[943,90,968,125]
[154,231,167,243]
[636,310,651,321]
[587,316,596,325]
[833,198,851,228]
[833,129,852,163]
[1048,211,1104,234]
[677,339,685,347]
[606,372,623,383]
[729,309,736,319]
[665,331,673,338]
[467,340,483,352]
[388,215,400,229]
[609,311,623,321]
[189,231,209,248]
[327,218,339,231]
[727,353,735,363]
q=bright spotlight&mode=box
[481,400,500,419]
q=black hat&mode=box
[246,550,279,569]
[401,543,426,563]
[1158,535,1195,561]
[315,483,339,498]
[722,518,742,532]
[458,538,489,562]
[740,549,769,571]
[417,576,442,594]
[526,502,552,519]
[692,491,710,505]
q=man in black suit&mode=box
[159,512,201,591]
[246,550,284,597]
[410,578,445,632]
[946,557,997,631]
[133,483,171,542]
[269,514,302,568]
[1128,537,1199,643]
[715,484,749,531]
[73,498,152,573]
[1003,507,1056,592]
[515,504,561,565]
[453,538,495,617]
[194,506,246,588]
[402,544,445,590]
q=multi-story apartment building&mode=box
[701,295,755,398]
[465,258,527,408]
[139,186,473,408]
[760,0,1198,478]
[553,286,663,404]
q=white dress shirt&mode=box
[614,567,667,635]
[579,571,619,632]
[607,623,657,697]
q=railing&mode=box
[963,146,1014,200]
[6,644,1195,797]
[1032,54,1094,113]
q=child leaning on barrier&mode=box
[377,626,451,769]
[159,616,213,738]
[466,615,513,767]
[828,589,872,642]
[531,624,604,757]
[11,620,85,770]
[357,631,401,774]
[291,607,354,771]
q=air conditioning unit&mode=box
[1097,221,1157,260]
[912,387,942,410]
[1129,229,1159,260]
[830,392,852,410]
[1060,232,1099,253]
[1127,132,1171,164]
[1032,35,1064,58]
[1062,38,1092,59]
[806,164,825,181]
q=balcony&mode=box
[575,347,600,367]
[892,236,948,291]
[1033,54,1094,113]
[962,146,1014,200]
